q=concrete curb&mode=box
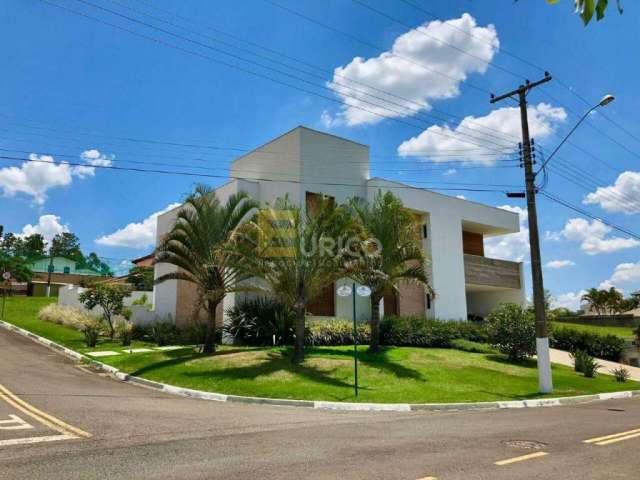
[2,319,639,413]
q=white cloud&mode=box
[398,103,566,164]
[560,218,640,255]
[551,290,586,311]
[326,13,499,126]
[81,149,114,167]
[584,171,640,214]
[544,259,575,269]
[95,203,181,249]
[19,214,69,244]
[484,205,530,261]
[443,168,457,176]
[319,110,342,129]
[0,154,98,205]
[599,262,640,290]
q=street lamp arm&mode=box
[534,94,614,177]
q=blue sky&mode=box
[1,0,639,308]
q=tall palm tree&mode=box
[237,197,352,363]
[347,191,432,353]
[581,288,607,315]
[155,185,259,353]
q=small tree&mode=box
[0,253,33,282]
[487,303,535,362]
[78,283,131,339]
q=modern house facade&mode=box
[153,127,525,327]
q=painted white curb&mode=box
[2,319,639,413]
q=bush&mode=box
[179,321,210,345]
[570,350,600,378]
[305,319,371,346]
[131,324,152,341]
[81,317,104,348]
[380,316,453,347]
[611,367,630,382]
[115,322,133,346]
[224,298,294,346]
[38,304,94,331]
[150,321,180,346]
[550,325,625,361]
[451,338,496,354]
[486,303,535,362]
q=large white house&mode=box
[153,126,525,327]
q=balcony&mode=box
[463,254,521,290]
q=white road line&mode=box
[0,414,33,430]
[0,434,74,447]
[494,451,548,466]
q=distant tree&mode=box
[0,253,33,282]
[20,234,47,258]
[50,232,83,260]
[127,266,154,291]
[581,288,607,315]
[78,283,131,339]
[84,252,113,276]
[604,287,624,316]
[0,233,21,255]
[620,296,639,312]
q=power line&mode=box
[60,0,516,153]
[540,191,640,241]
[0,154,515,193]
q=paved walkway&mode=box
[550,348,640,381]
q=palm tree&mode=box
[347,191,432,353]
[237,197,352,363]
[155,185,259,353]
[581,288,607,315]
[604,287,624,316]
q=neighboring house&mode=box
[153,126,525,328]
[27,256,108,296]
[132,253,155,267]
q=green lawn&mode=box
[552,321,637,339]
[3,297,639,403]
[1,296,155,353]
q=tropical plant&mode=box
[154,185,259,353]
[115,321,133,346]
[235,196,353,363]
[78,283,131,339]
[581,287,624,316]
[80,317,104,348]
[345,191,431,352]
[224,297,294,346]
[540,0,623,25]
[486,303,536,362]
[611,367,630,382]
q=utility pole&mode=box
[491,73,553,393]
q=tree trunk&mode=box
[105,314,114,340]
[292,304,306,364]
[368,293,382,353]
[203,300,218,354]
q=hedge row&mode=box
[550,325,625,361]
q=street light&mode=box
[536,94,615,174]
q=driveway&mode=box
[1,327,639,479]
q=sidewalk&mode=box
[550,348,640,381]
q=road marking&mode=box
[594,432,640,446]
[0,414,33,430]
[583,428,640,445]
[0,434,74,447]
[416,477,437,480]
[0,383,91,439]
[494,451,548,466]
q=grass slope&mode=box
[552,321,637,339]
[1,297,154,352]
[105,345,640,403]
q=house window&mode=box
[63,267,71,274]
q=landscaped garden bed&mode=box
[3,297,639,404]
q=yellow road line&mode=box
[595,432,640,446]
[416,477,437,480]
[494,451,548,466]
[0,383,90,439]
[0,434,74,447]
[583,428,640,444]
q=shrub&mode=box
[550,325,625,361]
[150,321,180,346]
[486,303,535,362]
[305,319,371,346]
[451,338,496,354]
[611,367,631,382]
[78,283,131,340]
[131,324,152,341]
[453,321,489,343]
[180,321,210,345]
[380,316,454,347]
[571,348,589,372]
[132,293,152,310]
[115,322,133,346]
[80,317,104,348]
[38,304,93,331]
[224,298,294,346]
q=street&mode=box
[1,327,639,480]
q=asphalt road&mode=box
[1,327,640,480]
